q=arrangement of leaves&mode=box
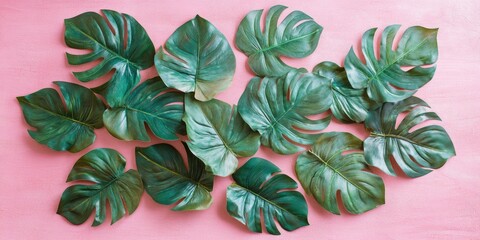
[17,5,455,235]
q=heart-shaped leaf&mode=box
[103,77,184,141]
[17,82,105,152]
[364,97,456,177]
[296,132,385,214]
[238,69,332,155]
[183,95,260,176]
[227,157,308,235]
[313,61,376,123]
[57,148,143,226]
[65,10,155,106]
[344,25,438,103]
[136,143,214,211]
[155,15,236,101]
[235,5,322,77]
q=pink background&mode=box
[1,0,479,239]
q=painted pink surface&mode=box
[1,0,479,239]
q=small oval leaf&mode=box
[155,15,236,101]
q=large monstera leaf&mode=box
[296,132,385,214]
[57,149,143,226]
[364,97,456,178]
[155,15,236,101]
[65,10,155,106]
[183,95,260,176]
[227,157,308,235]
[17,81,105,152]
[344,25,438,103]
[238,69,332,155]
[103,77,184,141]
[236,5,322,77]
[136,143,214,211]
[313,61,376,123]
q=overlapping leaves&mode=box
[16,5,455,236]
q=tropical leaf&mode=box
[17,82,105,152]
[136,143,214,211]
[238,69,332,155]
[313,61,376,123]
[364,97,456,177]
[65,10,155,106]
[296,132,385,214]
[344,25,438,103]
[57,148,143,226]
[155,15,236,101]
[227,157,308,235]
[103,77,184,141]
[235,5,322,77]
[183,95,260,176]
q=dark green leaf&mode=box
[345,25,438,103]
[65,10,155,106]
[364,97,456,177]
[57,148,143,226]
[313,61,376,123]
[296,132,385,214]
[103,77,184,141]
[17,82,105,152]
[235,5,322,76]
[136,143,214,211]
[183,95,260,176]
[238,69,332,155]
[155,15,236,101]
[227,158,308,235]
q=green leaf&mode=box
[17,82,105,152]
[364,97,456,178]
[136,143,214,211]
[183,95,260,176]
[57,148,143,226]
[103,77,184,141]
[235,5,322,77]
[344,25,438,103]
[238,69,332,155]
[296,132,385,214]
[155,15,236,101]
[313,61,376,123]
[65,10,155,106]
[227,157,309,235]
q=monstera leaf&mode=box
[364,97,455,178]
[235,5,322,77]
[57,149,143,226]
[238,69,332,155]
[103,77,184,141]
[296,132,385,214]
[313,61,376,123]
[183,95,260,176]
[65,10,155,106]
[227,157,308,235]
[155,15,236,101]
[344,25,438,103]
[136,143,214,211]
[17,81,105,152]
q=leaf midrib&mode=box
[254,29,321,54]
[231,183,302,219]
[137,151,211,191]
[67,22,142,69]
[307,150,372,197]
[19,98,94,128]
[370,132,438,151]
[367,35,432,83]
